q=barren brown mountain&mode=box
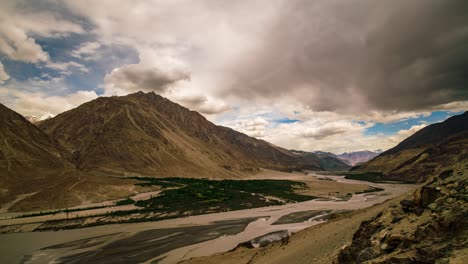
[0,103,73,209]
[0,104,151,212]
[38,91,348,178]
[354,112,468,182]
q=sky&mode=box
[0,0,467,153]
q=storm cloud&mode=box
[223,0,468,113]
[104,63,190,95]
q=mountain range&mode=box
[1,92,466,211]
[37,92,349,177]
[1,92,349,210]
[313,150,382,166]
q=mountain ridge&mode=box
[312,150,382,166]
[354,112,468,182]
[38,91,347,178]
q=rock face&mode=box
[338,166,468,263]
[38,92,342,177]
[355,112,468,182]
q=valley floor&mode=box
[0,170,415,264]
[184,193,406,264]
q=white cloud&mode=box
[0,1,84,63]
[219,108,434,153]
[44,61,89,75]
[104,51,190,96]
[388,124,427,143]
[226,117,270,138]
[0,62,10,84]
[0,88,98,117]
[167,90,230,115]
[431,101,468,113]
[71,42,102,60]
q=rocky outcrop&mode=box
[338,167,467,263]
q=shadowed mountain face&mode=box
[0,103,72,208]
[0,104,70,174]
[355,112,468,182]
[0,103,159,212]
[38,92,343,178]
[303,151,351,171]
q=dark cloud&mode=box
[175,94,230,114]
[104,63,190,94]
[223,0,468,113]
[300,127,347,140]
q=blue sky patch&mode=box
[364,111,463,136]
[274,118,299,124]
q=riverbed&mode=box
[0,171,415,264]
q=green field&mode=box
[339,172,411,183]
[130,177,317,215]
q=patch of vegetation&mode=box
[132,177,316,215]
[339,172,411,183]
[115,197,135,206]
[23,178,317,230]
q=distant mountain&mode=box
[294,150,350,171]
[38,92,339,177]
[312,151,339,159]
[23,114,54,124]
[337,150,382,166]
[355,112,468,182]
[24,115,40,124]
[312,150,381,166]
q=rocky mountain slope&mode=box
[339,164,467,263]
[355,112,468,182]
[0,104,70,172]
[38,92,343,178]
[0,103,72,208]
[0,104,159,212]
